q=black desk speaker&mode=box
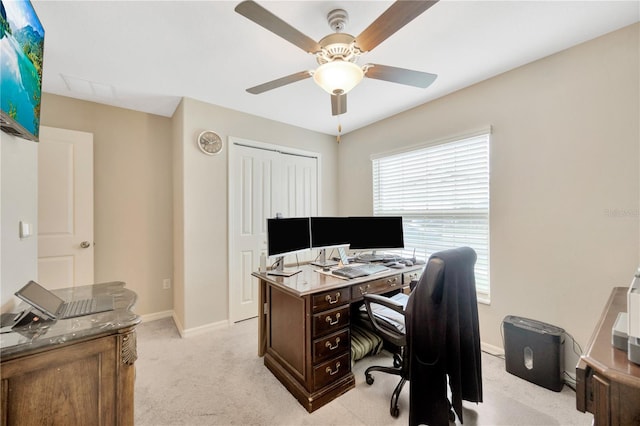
[502,315,565,392]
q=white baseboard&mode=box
[140,311,505,353]
[139,310,174,323]
[481,341,505,357]
[172,313,230,338]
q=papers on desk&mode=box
[315,268,349,280]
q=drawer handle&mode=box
[326,362,341,376]
[387,277,398,286]
[325,337,341,350]
[325,312,341,326]
[325,292,341,304]
[359,284,370,295]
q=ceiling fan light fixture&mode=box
[313,60,363,95]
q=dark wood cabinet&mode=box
[0,282,139,425]
[576,287,640,426]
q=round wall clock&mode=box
[197,130,223,155]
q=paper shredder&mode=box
[502,315,565,392]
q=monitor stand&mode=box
[267,256,302,277]
[311,249,338,268]
[356,251,385,263]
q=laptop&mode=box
[15,281,115,319]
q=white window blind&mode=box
[372,132,490,300]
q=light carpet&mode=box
[134,317,591,425]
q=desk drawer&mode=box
[312,306,350,338]
[403,270,422,285]
[312,288,350,313]
[313,352,350,391]
[351,275,402,300]
[312,329,350,364]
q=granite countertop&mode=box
[1,281,140,360]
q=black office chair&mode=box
[406,247,482,426]
[359,257,446,418]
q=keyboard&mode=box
[60,298,96,318]
[332,264,389,279]
[354,253,385,263]
[358,264,390,274]
[56,295,115,319]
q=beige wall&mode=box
[39,94,174,316]
[173,97,337,331]
[338,23,640,351]
[1,133,38,311]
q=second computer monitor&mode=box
[310,217,350,249]
[310,217,350,267]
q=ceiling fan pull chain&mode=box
[336,123,342,144]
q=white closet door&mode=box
[278,154,318,265]
[229,140,318,322]
[280,154,318,218]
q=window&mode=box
[372,130,490,301]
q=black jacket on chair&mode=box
[405,247,483,426]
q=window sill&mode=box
[477,295,490,305]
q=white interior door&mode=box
[229,139,318,322]
[37,126,94,290]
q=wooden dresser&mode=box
[576,287,640,425]
[0,282,140,425]
[253,264,422,412]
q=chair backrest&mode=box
[421,257,445,302]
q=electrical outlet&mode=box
[162,278,171,289]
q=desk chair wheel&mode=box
[365,373,374,385]
[448,400,456,422]
[393,353,402,368]
[391,406,400,418]
[389,377,406,418]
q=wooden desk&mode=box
[576,287,640,425]
[253,264,423,412]
[0,282,140,425]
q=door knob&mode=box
[80,241,91,248]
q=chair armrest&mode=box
[362,293,407,346]
[363,293,405,313]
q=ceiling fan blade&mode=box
[235,1,321,53]
[365,64,437,88]
[246,71,312,94]
[331,93,347,116]
[356,0,439,52]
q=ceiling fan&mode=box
[235,0,439,116]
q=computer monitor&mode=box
[348,216,404,260]
[266,217,311,276]
[310,217,350,267]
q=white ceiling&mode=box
[33,1,639,136]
